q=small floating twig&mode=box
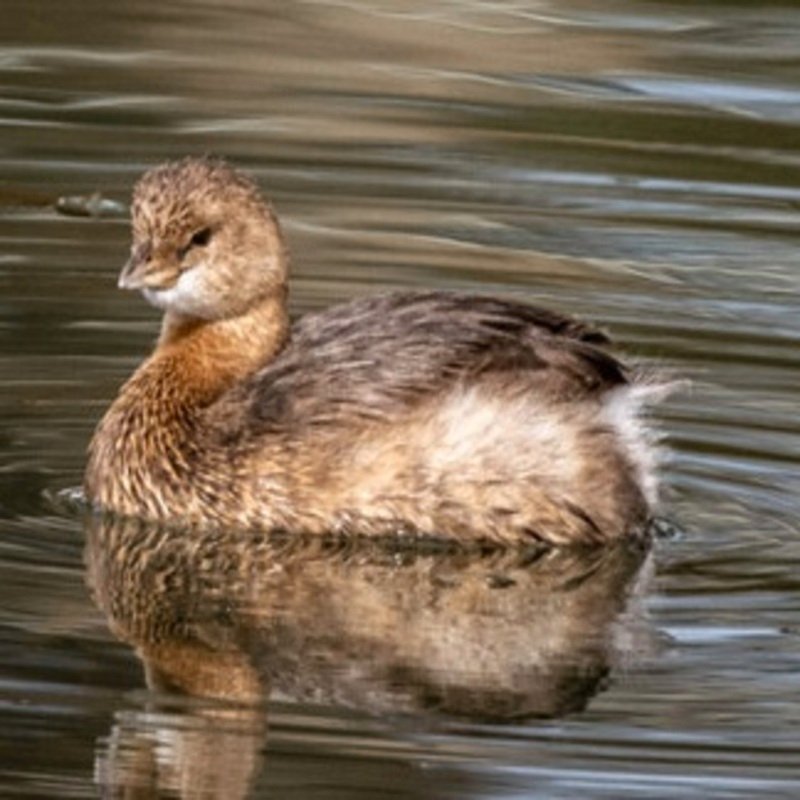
[56,192,128,219]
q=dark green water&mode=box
[1,1,799,797]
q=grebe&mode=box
[85,157,667,546]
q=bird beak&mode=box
[118,244,151,290]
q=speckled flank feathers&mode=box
[86,156,670,546]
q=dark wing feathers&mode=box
[232,291,626,433]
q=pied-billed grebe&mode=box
[85,156,668,546]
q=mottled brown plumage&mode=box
[85,156,667,545]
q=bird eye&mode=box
[190,227,212,247]
[178,227,213,261]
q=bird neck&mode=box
[84,289,290,516]
[154,288,290,403]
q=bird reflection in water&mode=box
[85,513,655,798]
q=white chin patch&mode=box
[142,287,173,310]
[142,268,210,317]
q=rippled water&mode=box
[1,1,799,797]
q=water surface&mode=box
[1,1,799,797]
